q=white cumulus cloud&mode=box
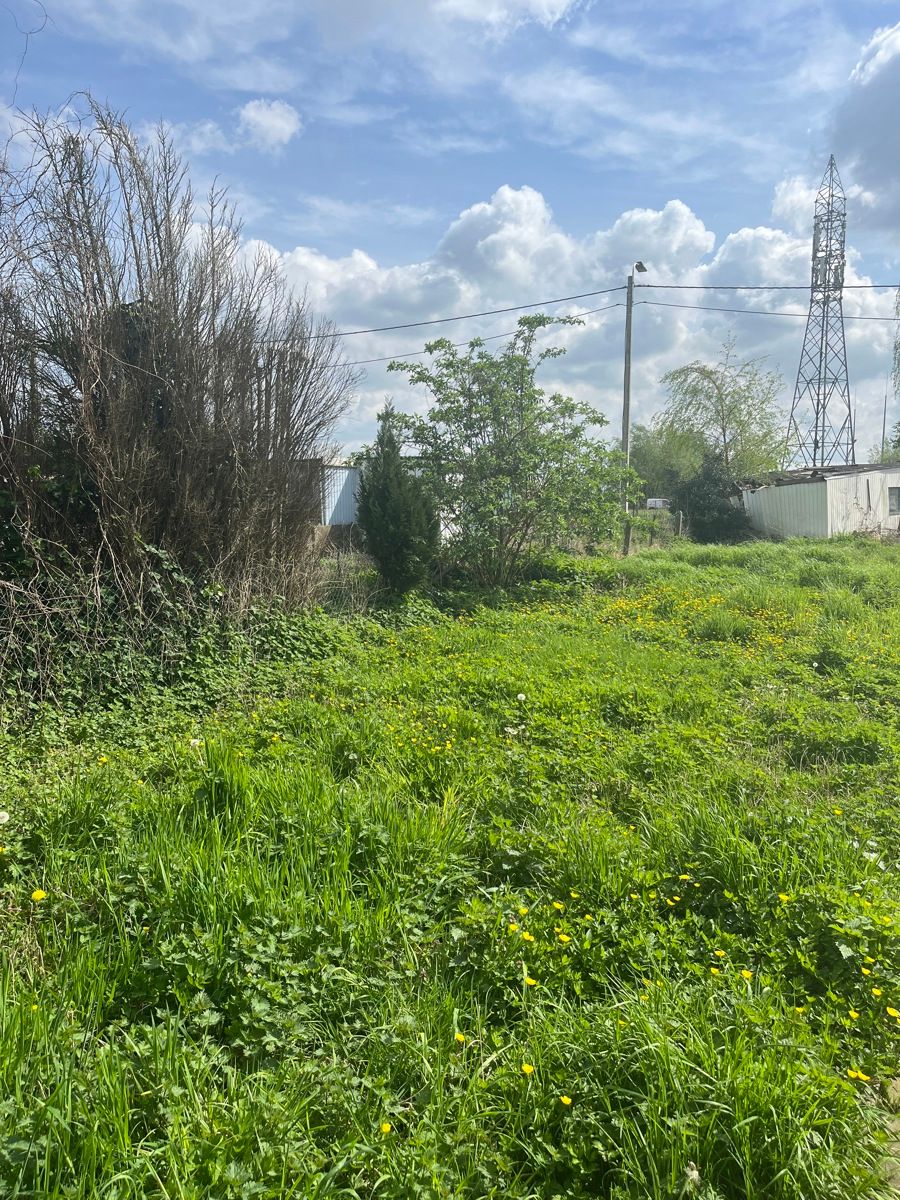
[237,99,303,152]
[246,184,895,456]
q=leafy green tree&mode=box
[658,340,786,478]
[356,405,439,594]
[867,422,900,464]
[630,422,706,502]
[672,450,750,543]
[389,316,634,587]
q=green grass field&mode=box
[2,538,900,1199]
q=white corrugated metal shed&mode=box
[322,465,360,526]
[740,463,900,539]
[827,466,900,534]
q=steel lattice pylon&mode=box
[786,155,855,467]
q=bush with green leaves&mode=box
[357,405,439,594]
[673,451,752,543]
[389,315,636,587]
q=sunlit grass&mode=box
[1,538,899,1197]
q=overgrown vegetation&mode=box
[356,405,439,594]
[3,539,900,1199]
[671,450,751,544]
[388,316,635,586]
[0,96,353,658]
[631,341,786,541]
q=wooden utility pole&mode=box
[621,261,646,556]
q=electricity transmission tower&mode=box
[786,155,854,467]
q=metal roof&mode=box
[761,462,900,487]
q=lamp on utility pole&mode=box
[621,260,647,556]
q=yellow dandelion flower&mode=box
[553,901,565,911]
[508,922,519,932]
[861,967,871,976]
[570,891,580,899]
[858,1070,872,1082]
[639,993,649,1001]
[559,1095,572,1106]
[872,987,883,997]
[558,933,571,944]
[672,896,681,902]
[794,1006,806,1014]
[97,755,108,766]
[455,1032,466,1044]
[740,969,753,980]
[629,892,640,900]
[778,893,791,903]
[525,976,537,987]
[882,916,893,926]
[864,956,875,964]
[648,891,657,899]
[518,906,529,916]
[833,807,843,815]
[31,889,47,903]
[522,931,535,942]
[710,967,720,975]
[380,1122,392,1134]
[887,1008,900,1019]
[521,1062,534,1076]
[678,874,691,881]
[847,1068,859,1079]
[583,913,594,921]
[666,899,675,907]
[714,949,726,958]
[849,1009,860,1020]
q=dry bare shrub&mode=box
[0,95,355,602]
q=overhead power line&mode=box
[343,294,898,367]
[343,301,625,366]
[638,299,900,322]
[300,278,899,358]
[635,283,898,291]
[310,285,626,340]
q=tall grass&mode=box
[1,539,899,1198]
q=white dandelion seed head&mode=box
[189,738,202,748]
[0,811,8,824]
[516,693,526,702]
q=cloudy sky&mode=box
[2,0,899,455]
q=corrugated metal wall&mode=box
[826,467,900,536]
[741,481,828,538]
[322,465,360,526]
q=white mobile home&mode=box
[740,463,900,539]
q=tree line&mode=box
[6,95,892,616]
[356,336,796,592]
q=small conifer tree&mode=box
[357,405,439,593]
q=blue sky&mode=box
[2,0,899,453]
